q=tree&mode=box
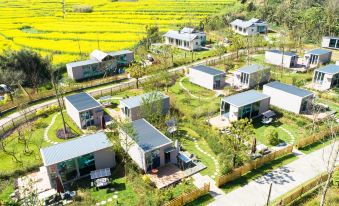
[0,49,51,94]
[144,25,161,49]
[228,34,245,60]
[0,68,25,102]
[126,63,146,89]
[220,118,254,168]
[264,127,279,146]
[213,43,227,59]
[139,92,164,128]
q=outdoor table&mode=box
[95,178,109,188]
[151,169,158,174]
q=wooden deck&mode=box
[148,164,184,189]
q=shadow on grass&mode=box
[220,154,297,193]
[185,194,214,206]
[299,137,334,154]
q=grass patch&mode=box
[180,77,216,98]
[185,193,214,206]
[299,137,337,154]
[220,153,297,194]
[47,111,83,143]
[287,186,339,206]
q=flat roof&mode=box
[238,64,268,74]
[130,119,172,152]
[264,81,313,98]
[65,92,101,111]
[323,36,339,40]
[120,91,168,108]
[316,64,339,75]
[222,90,269,107]
[66,59,99,68]
[40,132,112,166]
[267,50,297,57]
[163,30,198,42]
[306,48,331,55]
[191,65,224,76]
[107,50,133,57]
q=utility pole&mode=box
[266,183,273,206]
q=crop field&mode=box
[0,0,235,64]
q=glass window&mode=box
[239,104,251,119]
[221,101,230,115]
[57,159,77,182]
[329,39,336,48]
[251,101,260,117]
[77,153,95,176]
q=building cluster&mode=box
[12,17,337,202]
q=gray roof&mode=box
[90,50,110,62]
[265,81,314,98]
[230,19,254,28]
[316,64,339,75]
[238,64,268,74]
[65,92,101,111]
[163,30,198,42]
[66,59,99,68]
[191,65,224,76]
[323,36,339,40]
[40,132,112,166]
[222,90,270,107]
[130,119,172,152]
[107,50,133,57]
[181,27,195,34]
[268,50,297,57]
[306,48,331,55]
[120,91,168,108]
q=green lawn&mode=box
[185,194,214,206]
[0,115,53,174]
[178,125,218,177]
[180,77,216,98]
[48,111,83,143]
[220,154,297,194]
[299,137,337,154]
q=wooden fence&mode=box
[273,172,329,206]
[163,183,210,206]
[296,126,339,149]
[216,145,293,187]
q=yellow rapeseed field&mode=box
[0,0,235,64]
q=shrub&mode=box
[34,118,48,129]
[35,105,59,117]
[333,170,339,186]
[264,127,279,146]
[73,5,93,13]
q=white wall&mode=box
[64,97,81,129]
[94,148,116,169]
[189,69,215,90]
[313,72,334,90]
[263,85,302,113]
[265,51,294,68]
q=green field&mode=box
[0,0,235,64]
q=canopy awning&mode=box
[164,147,176,153]
[178,152,192,164]
[262,110,276,118]
[90,168,111,180]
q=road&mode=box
[0,49,248,128]
[207,142,338,206]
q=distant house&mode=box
[40,132,115,184]
[220,90,270,122]
[66,49,134,81]
[120,118,178,172]
[321,36,339,50]
[119,92,170,121]
[304,48,332,68]
[265,50,298,68]
[313,64,339,90]
[64,92,103,129]
[234,64,270,89]
[263,81,314,114]
[230,18,268,36]
[163,27,206,51]
[189,65,225,90]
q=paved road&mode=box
[208,142,339,206]
[0,49,248,128]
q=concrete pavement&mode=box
[208,142,338,206]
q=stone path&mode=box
[43,113,59,145]
[278,126,295,144]
[191,136,220,179]
[95,190,119,205]
[179,77,219,100]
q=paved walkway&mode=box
[208,142,338,206]
[43,113,59,145]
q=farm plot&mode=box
[0,0,235,64]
